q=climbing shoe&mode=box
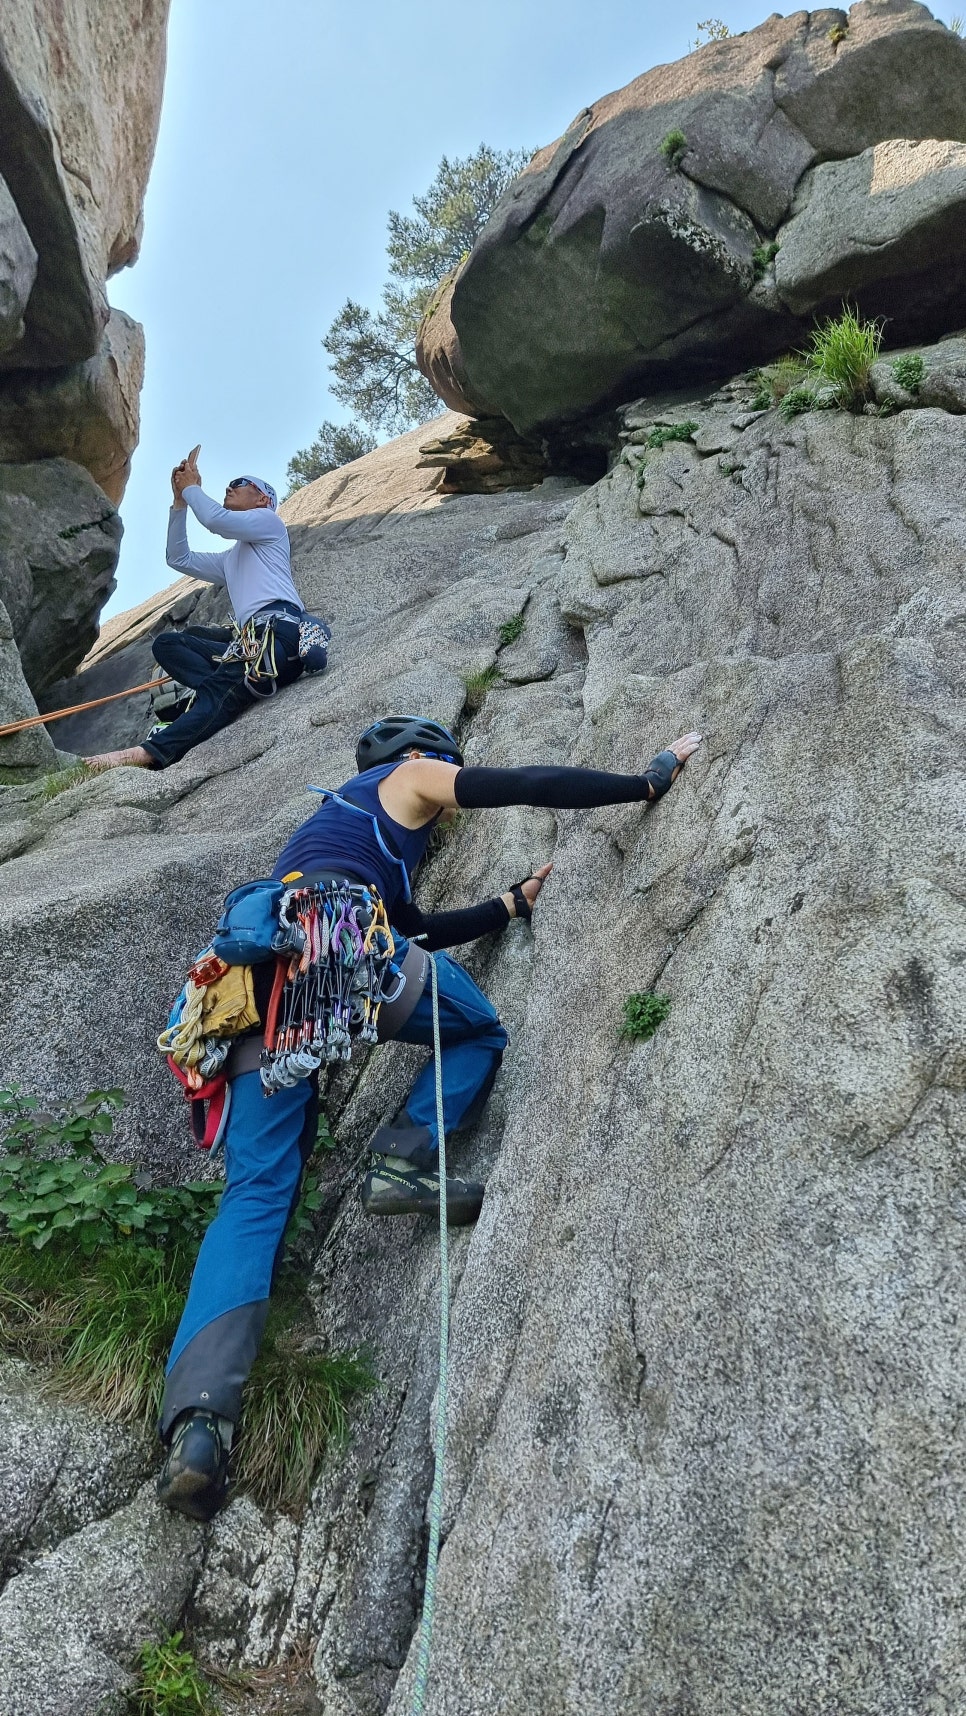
[361,1154,484,1225]
[157,1410,231,1522]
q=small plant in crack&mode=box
[890,352,924,394]
[828,22,847,45]
[126,1630,218,1715]
[498,612,525,648]
[752,240,779,280]
[463,664,500,711]
[619,992,672,1042]
[646,420,699,449]
[659,128,687,170]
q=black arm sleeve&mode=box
[453,756,677,810]
[393,894,510,953]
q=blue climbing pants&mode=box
[159,948,506,1437]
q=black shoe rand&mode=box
[157,1410,229,1522]
[361,1154,484,1225]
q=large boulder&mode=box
[0,459,121,697]
[420,1,966,434]
[0,597,59,776]
[0,0,170,369]
[0,309,144,503]
[0,172,36,358]
[775,136,966,330]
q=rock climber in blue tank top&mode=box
[157,714,703,1521]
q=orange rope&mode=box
[0,676,172,739]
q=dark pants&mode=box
[145,622,303,769]
[159,949,507,1436]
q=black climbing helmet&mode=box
[355,716,464,772]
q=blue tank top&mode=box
[271,763,436,911]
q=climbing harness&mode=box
[410,953,449,1716]
[213,608,330,698]
[216,615,284,698]
[260,878,399,1091]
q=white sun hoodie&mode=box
[166,484,303,625]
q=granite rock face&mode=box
[419,1,966,433]
[0,375,963,1712]
[0,1,168,755]
[0,172,36,357]
[0,0,170,370]
[0,309,145,505]
[0,458,122,698]
[775,136,966,326]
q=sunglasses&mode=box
[227,477,256,490]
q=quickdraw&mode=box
[216,616,282,697]
[260,879,398,1093]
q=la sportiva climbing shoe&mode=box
[146,690,195,738]
[361,1154,484,1225]
[157,1410,231,1522]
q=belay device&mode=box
[260,877,401,1092]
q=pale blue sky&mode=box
[107,0,954,615]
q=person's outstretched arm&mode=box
[393,864,553,952]
[378,733,703,829]
[181,484,287,544]
[166,460,230,584]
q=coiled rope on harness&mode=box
[410,952,449,1715]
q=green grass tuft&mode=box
[659,129,687,169]
[646,420,699,449]
[0,1085,368,1512]
[806,305,881,408]
[127,1631,218,1715]
[828,23,847,45]
[498,612,525,648]
[891,351,924,394]
[463,664,500,711]
[242,1313,374,1511]
[620,992,672,1042]
[37,761,97,802]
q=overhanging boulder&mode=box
[419,1,966,435]
[0,459,122,697]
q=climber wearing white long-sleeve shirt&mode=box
[86,449,327,772]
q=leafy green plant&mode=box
[806,305,882,408]
[127,1631,218,1716]
[660,129,688,169]
[498,612,525,648]
[646,420,699,449]
[0,1088,219,1254]
[828,23,847,45]
[891,351,924,394]
[0,1086,364,1509]
[752,240,779,280]
[620,992,672,1042]
[779,385,818,421]
[464,664,500,711]
[689,17,730,48]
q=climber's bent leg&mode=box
[362,950,507,1224]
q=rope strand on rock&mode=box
[0,676,172,739]
[410,953,450,1715]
